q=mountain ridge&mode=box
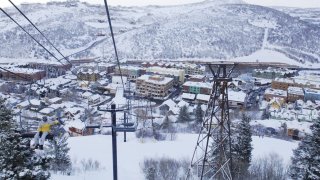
[0,1,319,67]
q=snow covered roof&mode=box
[183,81,212,89]
[304,88,320,95]
[265,88,287,97]
[17,100,30,108]
[29,99,41,106]
[49,97,62,104]
[82,91,92,98]
[39,108,55,114]
[137,75,173,85]
[66,119,85,130]
[0,67,44,74]
[189,75,205,79]
[288,86,304,96]
[181,93,196,100]
[196,94,210,102]
[177,100,189,108]
[90,94,101,101]
[160,99,177,109]
[147,66,184,75]
[228,90,246,103]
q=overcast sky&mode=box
[1,0,320,8]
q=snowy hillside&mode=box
[0,0,319,66]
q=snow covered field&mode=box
[52,133,298,180]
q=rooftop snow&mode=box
[183,81,212,89]
[196,94,210,102]
[228,90,246,102]
[181,93,196,100]
[265,88,287,97]
[288,87,304,96]
[137,74,173,85]
[0,67,44,74]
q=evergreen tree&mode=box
[161,115,170,130]
[195,103,203,124]
[161,115,177,140]
[0,98,50,179]
[177,105,191,122]
[232,113,253,179]
[289,118,320,180]
[47,135,72,174]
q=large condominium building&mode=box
[182,81,213,95]
[114,66,145,81]
[176,63,205,75]
[146,66,185,84]
[272,76,320,90]
[0,67,46,81]
[136,75,174,99]
[252,67,296,79]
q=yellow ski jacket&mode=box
[37,120,59,132]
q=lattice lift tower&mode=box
[187,62,236,180]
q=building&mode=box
[272,77,320,91]
[136,75,174,99]
[252,67,296,79]
[114,66,145,81]
[89,94,101,105]
[188,75,206,82]
[77,68,101,81]
[304,88,320,102]
[146,66,185,84]
[287,87,304,102]
[196,94,211,104]
[271,78,294,90]
[0,67,46,81]
[228,90,246,108]
[22,62,72,78]
[264,88,287,101]
[182,81,212,95]
[181,93,196,102]
[176,63,205,75]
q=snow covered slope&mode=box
[51,134,297,180]
[0,1,319,66]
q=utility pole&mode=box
[187,63,236,180]
[111,104,118,180]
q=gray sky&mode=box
[1,0,320,8]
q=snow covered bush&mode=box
[80,159,101,172]
[248,153,288,180]
[141,157,189,180]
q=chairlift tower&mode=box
[187,62,236,180]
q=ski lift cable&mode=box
[0,8,65,66]
[8,0,73,66]
[103,0,125,90]
[1,7,91,96]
